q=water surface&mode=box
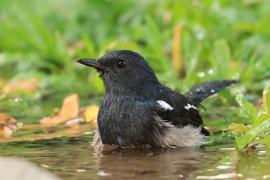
[0,136,270,179]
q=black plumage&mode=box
[77,50,236,147]
[185,80,237,106]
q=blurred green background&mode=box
[0,0,270,124]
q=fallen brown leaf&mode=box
[0,124,92,143]
[58,94,80,120]
[0,126,4,138]
[0,113,18,138]
[3,127,13,138]
[84,105,99,125]
[65,117,84,127]
[172,25,185,78]
[40,94,80,127]
[2,79,39,94]
[227,123,250,133]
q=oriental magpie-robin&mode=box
[77,50,236,147]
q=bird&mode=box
[77,50,236,148]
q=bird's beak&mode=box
[76,58,104,71]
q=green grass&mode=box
[235,84,270,151]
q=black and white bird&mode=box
[77,50,236,148]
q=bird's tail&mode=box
[185,80,237,105]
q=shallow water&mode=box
[0,136,270,180]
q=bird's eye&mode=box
[117,60,126,68]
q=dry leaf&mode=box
[2,79,39,94]
[227,123,250,133]
[0,124,92,143]
[0,113,17,127]
[65,117,84,127]
[58,94,79,120]
[40,94,79,127]
[0,126,4,138]
[3,127,13,138]
[0,113,18,138]
[84,105,99,125]
[172,25,185,78]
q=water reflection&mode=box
[95,147,211,179]
[2,137,270,179]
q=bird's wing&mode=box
[130,100,206,147]
[156,88,209,135]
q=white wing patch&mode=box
[184,103,198,110]
[156,100,174,111]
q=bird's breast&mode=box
[97,95,152,146]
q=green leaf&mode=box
[260,135,270,148]
[212,39,231,78]
[236,93,257,120]
[213,39,231,64]
[254,111,269,126]
[263,83,270,114]
[236,118,270,150]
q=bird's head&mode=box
[77,50,159,94]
